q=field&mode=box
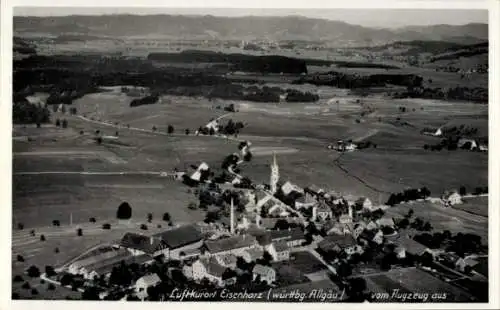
[385,201,488,244]
[364,267,474,302]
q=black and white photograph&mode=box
[6,1,498,306]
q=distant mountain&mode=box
[13,15,488,46]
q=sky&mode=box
[13,7,488,28]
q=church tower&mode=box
[270,152,279,194]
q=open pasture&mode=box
[385,201,488,245]
[337,149,487,198]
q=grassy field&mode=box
[385,201,488,245]
[453,196,488,217]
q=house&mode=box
[312,201,333,222]
[266,241,290,262]
[295,192,318,210]
[318,234,362,256]
[366,221,378,231]
[252,264,276,284]
[119,233,168,257]
[153,224,203,260]
[281,181,304,196]
[356,197,374,211]
[268,204,290,217]
[189,162,210,182]
[456,256,480,273]
[353,222,367,238]
[376,217,395,228]
[269,228,306,247]
[240,247,264,263]
[391,235,428,257]
[358,229,384,246]
[203,234,259,256]
[443,192,462,206]
[458,138,478,151]
[305,185,324,196]
[324,221,354,236]
[191,257,235,287]
[215,254,238,268]
[135,273,161,300]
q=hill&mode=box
[13,15,488,46]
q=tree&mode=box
[117,202,132,219]
[45,265,56,277]
[336,262,352,278]
[185,129,190,135]
[459,186,467,196]
[188,202,198,210]
[96,137,103,145]
[407,209,414,218]
[243,152,253,162]
[162,212,171,222]
[82,286,100,300]
[21,282,31,290]
[30,229,35,236]
[147,213,153,223]
[168,125,174,134]
[55,119,61,127]
[60,274,73,286]
[17,255,24,262]
[27,265,41,278]
[152,126,157,132]
[77,228,83,236]
[40,234,46,241]
[17,223,24,230]
[209,127,215,135]
[140,224,148,230]
[274,219,290,230]
[52,220,60,226]
[102,223,111,230]
[31,288,39,295]
[89,217,96,223]
[62,119,68,128]
[47,283,56,291]
[54,247,60,254]
[13,275,24,282]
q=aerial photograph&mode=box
[11,7,489,302]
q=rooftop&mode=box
[253,264,275,276]
[318,234,357,251]
[153,224,202,249]
[119,233,165,254]
[269,228,305,242]
[204,234,257,254]
[137,273,161,286]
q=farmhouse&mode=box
[281,181,304,196]
[135,273,161,300]
[215,254,238,268]
[443,192,462,206]
[191,257,235,287]
[355,197,373,211]
[119,233,168,257]
[295,192,318,209]
[318,234,362,256]
[252,264,276,284]
[269,228,306,247]
[390,235,428,257]
[153,224,203,260]
[203,234,259,256]
[266,241,290,261]
[312,201,333,222]
[240,247,264,263]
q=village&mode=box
[21,116,487,303]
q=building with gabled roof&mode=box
[203,234,258,256]
[252,264,276,284]
[119,233,168,257]
[269,228,305,247]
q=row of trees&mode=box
[386,187,431,206]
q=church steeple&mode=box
[270,152,279,194]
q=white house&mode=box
[252,264,276,284]
[190,162,210,182]
[443,192,462,206]
[135,273,161,300]
[312,202,333,222]
[356,197,374,211]
[191,258,235,287]
[266,242,290,262]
